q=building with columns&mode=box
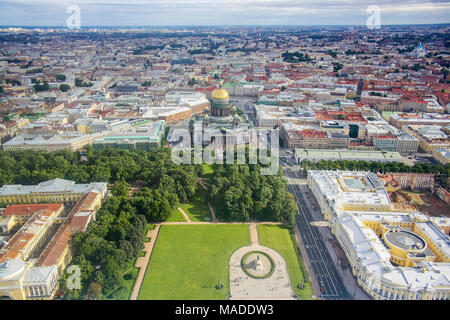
[190,83,252,148]
[0,259,59,300]
[308,170,450,300]
[0,178,107,205]
[0,183,105,300]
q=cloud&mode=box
[0,0,449,26]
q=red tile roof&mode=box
[3,203,64,216]
[297,130,327,138]
[195,86,217,92]
[375,135,398,140]
[36,192,99,267]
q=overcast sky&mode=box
[0,0,449,26]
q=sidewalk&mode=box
[293,224,320,300]
[177,207,192,223]
[249,223,259,245]
[299,184,371,300]
[207,201,218,223]
[130,224,161,300]
[198,179,218,223]
[317,226,370,300]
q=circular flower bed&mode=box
[241,251,275,279]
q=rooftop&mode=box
[0,205,62,263]
[3,203,63,217]
[296,149,403,162]
[0,179,107,197]
[36,191,99,267]
[308,170,391,211]
[337,213,450,291]
[385,229,427,251]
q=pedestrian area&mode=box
[229,225,296,300]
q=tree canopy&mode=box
[59,84,71,92]
[0,147,301,299]
[58,184,147,299]
[208,163,296,225]
[282,51,313,63]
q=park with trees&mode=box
[59,84,71,92]
[282,51,313,63]
[0,147,302,299]
[208,163,297,225]
[58,182,147,300]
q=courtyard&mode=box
[393,190,450,218]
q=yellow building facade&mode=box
[0,181,106,300]
[308,170,450,300]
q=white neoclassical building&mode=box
[307,170,450,300]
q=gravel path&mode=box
[130,225,161,300]
[177,207,192,223]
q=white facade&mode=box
[308,170,450,300]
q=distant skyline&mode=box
[0,0,449,27]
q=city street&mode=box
[282,164,351,300]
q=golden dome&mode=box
[212,87,229,100]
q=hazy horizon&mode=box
[0,0,449,27]
[1,23,450,28]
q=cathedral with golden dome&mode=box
[201,82,244,127]
[190,81,252,147]
[207,82,237,120]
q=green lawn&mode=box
[138,224,250,300]
[179,186,212,222]
[200,163,214,179]
[106,258,139,300]
[146,224,156,233]
[258,225,314,300]
[167,207,188,222]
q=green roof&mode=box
[295,149,402,162]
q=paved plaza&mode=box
[229,244,296,300]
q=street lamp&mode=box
[216,279,223,290]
